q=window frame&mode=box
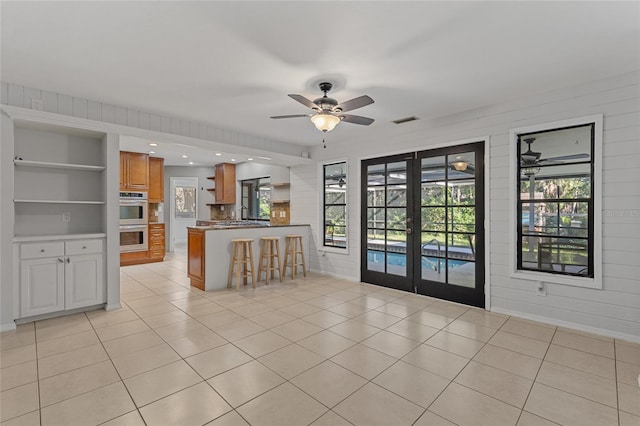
[509,115,603,289]
[321,160,349,253]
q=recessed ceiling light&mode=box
[215,153,222,156]
[188,161,194,165]
[149,150,156,154]
[231,159,236,162]
[181,154,188,158]
[149,143,158,147]
[247,158,254,161]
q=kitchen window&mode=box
[512,115,602,288]
[323,162,347,249]
[240,177,271,220]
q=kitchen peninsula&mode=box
[187,221,310,291]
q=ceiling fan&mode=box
[270,82,374,132]
[521,137,589,166]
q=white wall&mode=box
[291,71,640,341]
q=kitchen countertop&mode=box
[190,220,309,230]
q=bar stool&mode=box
[282,235,307,279]
[258,236,282,284]
[227,239,255,290]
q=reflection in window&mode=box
[324,162,347,248]
[517,123,594,277]
[175,186,196,219]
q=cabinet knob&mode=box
[66,257,70,263]
[82,246,87,249]
[40,249,45,253]
[58,258,64,263]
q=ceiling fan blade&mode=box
[539,153,589,163]
[336,95,374,112]
[270,114,310,119]
[339,114,374,126]
[288,94,317,109]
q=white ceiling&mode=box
[2,1,638,161]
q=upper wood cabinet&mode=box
[148,157,164,202]
[120,151,149,191]
[214,163,236,204]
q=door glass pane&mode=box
[367,208,385,229]
[421,156,446,182]
[448,152,475,179]
[421,207,446,231]
[448,207,475,232]
[386,232,406,277]
[448,180,475,205]
[386,162,407,184]
[421,182,445,205]
[421,232,446,282]
[367,187,385,206]
[386,208,406,230]
[175,186,196,219]
[387,186,407,206]
[367,250,386,272]
[367,164,385,186]
[448,260,475,287]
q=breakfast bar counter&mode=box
[187,222,311,291]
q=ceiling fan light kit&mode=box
[310,112,341,132]
[452,160,468,171]
[271,81,375,136]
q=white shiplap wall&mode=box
[0,82,303,158]
[291,71,640,341]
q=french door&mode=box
[361,142,485,308]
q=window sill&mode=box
[321,245,349,256]
[509,270,602,290]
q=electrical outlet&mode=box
[31,98,43,111]
[536,281,546,296]
[62,212,71,223]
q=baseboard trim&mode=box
[490,306,640,344]
[105,303,122,311]
[1,322,17,332]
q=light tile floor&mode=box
[1,250,639,426]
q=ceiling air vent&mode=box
[391,116,420,125]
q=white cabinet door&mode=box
[21,257,65,317]
[64,254,104,310]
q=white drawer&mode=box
[20,242,64,259]
[65,239,103,256]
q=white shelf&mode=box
[14,159,105,172]
[14,199,105,205]
[13,233,107,243]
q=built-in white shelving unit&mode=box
[13,123,107,237]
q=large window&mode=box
[240,177,270,220]
[324,162,347,249]
[517,123,594,277]
[174,185,196,219]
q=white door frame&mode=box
[169,177,198,252]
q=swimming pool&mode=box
[367,251,469,269]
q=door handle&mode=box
[66,257,70,263]
[58,258,64,263]
[407,228,412,234]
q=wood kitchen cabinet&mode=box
[148,223,165,262]
[120,151,149,191]
[187,227,205,290]
[214,162,236,204]
[148,157,164,202]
